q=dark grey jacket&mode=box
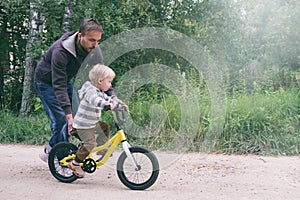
[34,31,104,115]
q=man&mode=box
[34,18,105,162]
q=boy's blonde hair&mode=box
[89,64,115,86]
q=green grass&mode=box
[0,88,298,155]
[218,88,299,155]
[0,111,51,145]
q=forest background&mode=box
[0,0,299,155]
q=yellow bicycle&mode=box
[48,105,159,190]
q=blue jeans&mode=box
[34,81,73,152]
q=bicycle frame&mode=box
[59,128,136,169]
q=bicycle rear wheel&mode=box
[48,142,78,183]
[117,146,159,190]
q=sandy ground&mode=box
[0,144,299,200]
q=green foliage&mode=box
[0,0,29,111]
[2,0,299,111]
[0,111,51,145]
[225,67,299,95]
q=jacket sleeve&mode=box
[52,47,72,115]
[85,89,110,108]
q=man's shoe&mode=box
[39,148,49,163]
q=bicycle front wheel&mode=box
[48,142,78,183]
[117,146,159,190]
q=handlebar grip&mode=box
[70,128,81,140]
[103,105,111,111]
[115,104,126,125]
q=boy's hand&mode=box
[122,104,130,113]
[110,103,115,110]
[112,96,129,113]
[105,102,115,110]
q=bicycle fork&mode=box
[122,141,140,171]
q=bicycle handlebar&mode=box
[114,103,127,126]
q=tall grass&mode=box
[219,88,299,155]
[0,88,298,155]
[123,87,298,155]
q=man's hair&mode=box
[79,18,104,35]
[89,64,115,86]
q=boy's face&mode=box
[78,30,102,52]
[98,76,114,92]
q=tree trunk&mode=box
[61,0,74,33]
[0,10,9,110]
[19,0,43,117]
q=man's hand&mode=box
[66,113,73,136]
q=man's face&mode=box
[78,30,102,52]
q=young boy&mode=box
[68,64,125,178]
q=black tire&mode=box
[117,146,159,190]
[48,142,78,183]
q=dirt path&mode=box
[0,144,299,200]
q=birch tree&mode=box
[0,10,9,110]
[61,0,75,33]
[19,0,43,117]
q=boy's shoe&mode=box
[39,148,49,163]
[68,162,85,178]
